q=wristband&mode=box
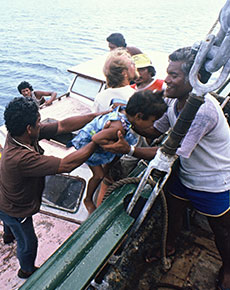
[128,145,135,156]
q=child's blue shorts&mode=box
[167,174,230,217]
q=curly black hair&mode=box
[4,97,39,136]
[106,33,127,48]
[126,90,168,120]
[17,81,33,94]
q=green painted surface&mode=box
[58,212,133,290]
[19,162,148,290]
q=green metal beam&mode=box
[19,162,148,290]
[19,185,137,290]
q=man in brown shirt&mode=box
[0,97,101,278]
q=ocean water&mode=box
[0,0,226,125]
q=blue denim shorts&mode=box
[167,174,230,217]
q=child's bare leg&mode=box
[96,158,119,207]
[96,179,112,207]
[84,165,104,214]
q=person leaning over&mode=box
[0,97,105,279]
[17,81,57,107]
[101,47,230,290]
[68,91,167,214]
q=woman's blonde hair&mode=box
[103,48,133,88]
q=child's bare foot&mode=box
[84,198,96,214]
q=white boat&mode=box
[0,51,170,290]
[0,53,108,290]
[0,49,229,290]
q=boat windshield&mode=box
[71,74,105,100]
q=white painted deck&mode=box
[0,214,79,290]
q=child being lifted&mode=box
[67,90,167,213]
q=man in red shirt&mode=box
[131,53,165,92]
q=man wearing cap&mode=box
[131,53,165,92]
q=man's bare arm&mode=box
[35,90,57,106]
[44,91,57,105]
[135,125,162,140]
[57,141,96,173]
[101,130,158,160]
[56,110,110,135]
[92,121,125,145]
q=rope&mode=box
[160,189,171,272]
[103,176,150,201]
[103,176,170,271]
[207,17,219,36]
[220,95,230,109]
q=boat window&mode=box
[71,75,105,100]
[42,174,86,213]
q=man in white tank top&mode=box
[102,46,230,290]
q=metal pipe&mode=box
[162,94,204,155]
[127,172,171,236]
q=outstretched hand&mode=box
[101,130,130,154]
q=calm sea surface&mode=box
[0,0,226,125]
